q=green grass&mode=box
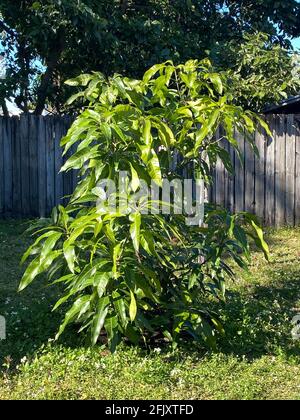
[0,220,300,400]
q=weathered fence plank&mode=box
[3,118,13,214]
[54,117,64,208]
[265,116,276,226]
[244,132,255,214]
[38,116,47,218]
[46,116,55,215]
[12,116,22,216]
[234,130,245,213]
[215,130,225,207]
[20,115,30,216]
[286,115,296,226]
[255,128,266,222]
[296,117,300,226]
[28,115,38,216]
[275,115,287,227]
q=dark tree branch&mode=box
[0,19,16,37]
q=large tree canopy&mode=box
[1,0,300,115]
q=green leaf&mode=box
[256,116,273,138]
[130,212,141,253]
[151,118,176,146]
[250,220,270,261]
[209,73,223,95]
[113,292,128,328]
[130,163,140,192]
[19,251,62,291]
[21,230,60,264]
[112,243,122,277]
[94,272,110,298]
[55,296,91,339]
[52,292,74,311]
[61,146,99,172]
[66,91,85,105]
[91,296,110,346]
[143,119,152,146]
[148,151,162,187]
[195,109,220,151]
[143,63,165,84]
[19,258,42,291]
[105,315,119,353]
[129,291,137,322]
[65,74,94,87]
[63,245,76,274]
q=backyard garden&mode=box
[0,221,300,400]
[1,1,300,403]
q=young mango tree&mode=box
[19,60,270,351]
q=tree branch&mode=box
[0,19,16,37]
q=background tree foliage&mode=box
[1,0,300,115]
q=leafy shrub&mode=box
[20,60,270,351]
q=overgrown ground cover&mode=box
[0,220,299,400]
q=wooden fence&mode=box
[0,114,300,226]
[0,115,75,218]
[210,114,300,227]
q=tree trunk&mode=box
[34,35,65,116]
[1,100,9,117]
[34,61,56,115]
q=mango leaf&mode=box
[148,151,162,187]
[91,296,110,345]
[130,163,140,192]
[94,272,110,298]
[65,74,94,87]
[63,245,76,274]
[21,230,60,264]
[209,73,223,95]
[66,91,85,105]
[19,251,62,291]
[194,109,220,152]
[105,315,119,353]
[143,63,165,84]
[130,212,141,253]
[143,119,152,146]
[112,243,122,277]
[129,291,137,322]
[256,115,273,138]
[55,295,91,339]
[113,291,128,328]
[250,220,270,261]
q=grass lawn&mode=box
[0,220,300,400]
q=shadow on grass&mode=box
[0,220,82,372]
[0,220,300,372]
[217,270,300,360]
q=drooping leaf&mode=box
[91,296,110,346]
[129,291,137,322]
[130,163,140,192]
[130,212,141,253]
